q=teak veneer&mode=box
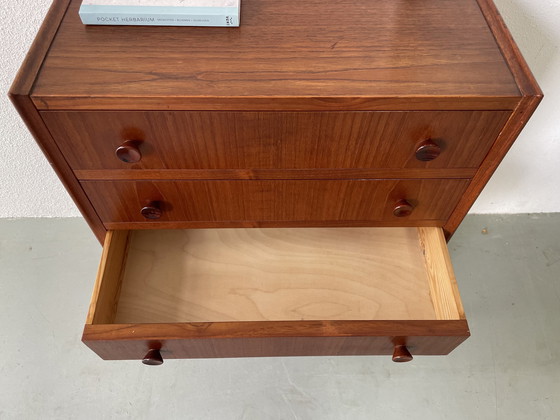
[41,110,511,171]
[11,0,541,363]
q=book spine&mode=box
[79,12,239,26]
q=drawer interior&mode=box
[88,227,465,325]
[84,227,469,361]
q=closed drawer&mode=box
[81,179,470,228]
[42,111,510,170]
[83,227,469,362]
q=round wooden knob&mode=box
[393,199,414,217]
[142,349,164,365]
[415,139,441,162]
[141,202,163,220]
[392,345,413,363]
[116,140,142,163]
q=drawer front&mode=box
[83,228,470,362]
[84,322,469,360]
[81,179,470,225]
[43,111,510,170]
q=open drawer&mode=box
[83,227,469,364]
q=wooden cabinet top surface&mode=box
[25,0,539,111]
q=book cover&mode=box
[79,0,240,27]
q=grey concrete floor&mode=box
[0,215,559,419]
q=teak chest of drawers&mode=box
[11,0,541,364]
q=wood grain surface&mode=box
[418,227,465,320]
[81,179,470,224]
[42,110,511,171]
[74,168,478,181]
[11,0,539,361]
[83,227,469,360]
[83,320,470,359]
[443,0,543,237]
[444,96,542,237]
[114,228,437,323]
[32,0,519,110]
[476,0,542,97]
[86,230,130,324]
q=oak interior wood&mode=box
[86,230,130,324]
[88,227,464,325]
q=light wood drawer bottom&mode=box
[83,227,469,363]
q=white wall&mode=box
[0,0,558,217]
[1,1,76,217]
[470,0,560,213]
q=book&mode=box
[79,0,240,27]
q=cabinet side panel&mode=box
[444,95,541,236]
[9,95,107,243]
[444,0,544,237]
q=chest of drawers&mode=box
[10,0,541,364]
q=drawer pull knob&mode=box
[415,139,441,161]
[116,140,142,163]
[392,345,413,363]
[393,199,414,217]
[141,202,163,220]
[142,349,164,366]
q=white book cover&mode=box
[79,0,240,27]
